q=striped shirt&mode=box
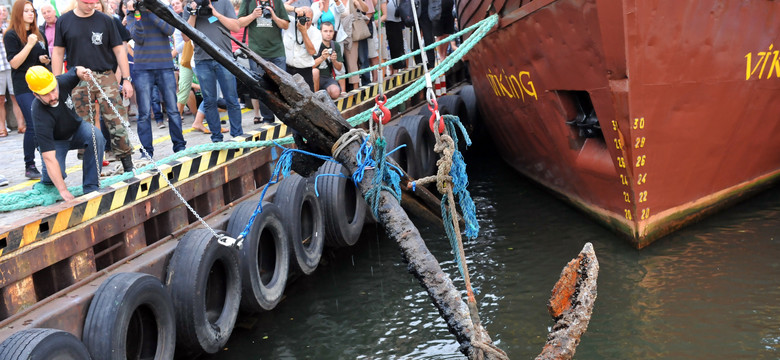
[126,11,175,70]
[0,25,11,72]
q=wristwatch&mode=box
[122,76,132,82]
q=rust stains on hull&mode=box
[460,0,780,247]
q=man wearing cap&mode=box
[27,65,105,202]
[51,0,134,173]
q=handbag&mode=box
[352,14,371,41]
[349,0,371,42]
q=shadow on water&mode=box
[204,141,780,359]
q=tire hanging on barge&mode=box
[382,125,421,179]
[82,272,176,360]
[226,201,290,311]
[399,114,437,178]
[418,94,469,150]
[0,328,91,360]
[166,229,241,356]
[314,161,366,247]
[273,174,325,275]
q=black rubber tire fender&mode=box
[313,161,366,247]
[226,201,290,312]
[399,114,437,178]
[273,174,325,275]
[0,328,91,360]
[417,94,469,151]
[382,124,421,179]
[418,94,468,120]
[457,85,478,134]
[166,229,241,356]
[82,272,175,360]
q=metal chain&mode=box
[85,72,237,248]
[84,81,102,189]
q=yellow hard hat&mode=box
[26,66,56,95]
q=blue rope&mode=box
[238,144,333,240]
[352,136,375,184]
[363,136,404,218]
[438,115,479,287]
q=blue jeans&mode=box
[151,85,163,124]
[358,38,370,85]
[134,69,187,158]
[16,92,39,167]
[250,57,286,122]
[40,120,105,194]
[195,59,243,142]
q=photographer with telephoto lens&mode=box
[237,0,289,124]
[282,6,318,91]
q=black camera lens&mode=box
[260,0,272,18]
[297,16,308,25]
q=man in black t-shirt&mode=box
[312,21,342,100]
[52,0,134,173]
[27,65,105,202]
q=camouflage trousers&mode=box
[71,71,133,158]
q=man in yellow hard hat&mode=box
[27,65,105,201]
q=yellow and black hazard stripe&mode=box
[0,123,291,257]
[0,65,426,256]
[335,65,424,112]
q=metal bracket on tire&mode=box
[217,235,241,249]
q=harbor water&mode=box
[204,143,780,359]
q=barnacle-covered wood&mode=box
[536,242,599,360]
[145,1,597,358]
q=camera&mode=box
[258,0,272,19]
[191,0,217,17]
[125,0,145,12]
[297,15,309,25]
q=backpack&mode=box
[395,0,419,28]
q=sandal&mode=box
[0,129,6,137]
[191,125,211,134]
[253,117,262,124]
[17,125,25,134]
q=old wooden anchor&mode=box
[144,1,599,358]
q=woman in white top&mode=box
[312,0,346,39]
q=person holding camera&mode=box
[312,21,342,99]
[282,6,317,91]
[237,0,289,124]
[51,0,136,173]
[125,0,186,159]
[182,0,244,141]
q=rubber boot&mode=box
[120,155,135,173]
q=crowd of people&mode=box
[0,0,459,197]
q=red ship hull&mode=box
[459,0,780,247]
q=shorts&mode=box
[432,0,456,37]
[0,70,13,96]
[319,76,339,91]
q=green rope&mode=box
[346,14,498,127]
[336,15,497,80]
[0,137,296,212]
[0,14,498,212]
